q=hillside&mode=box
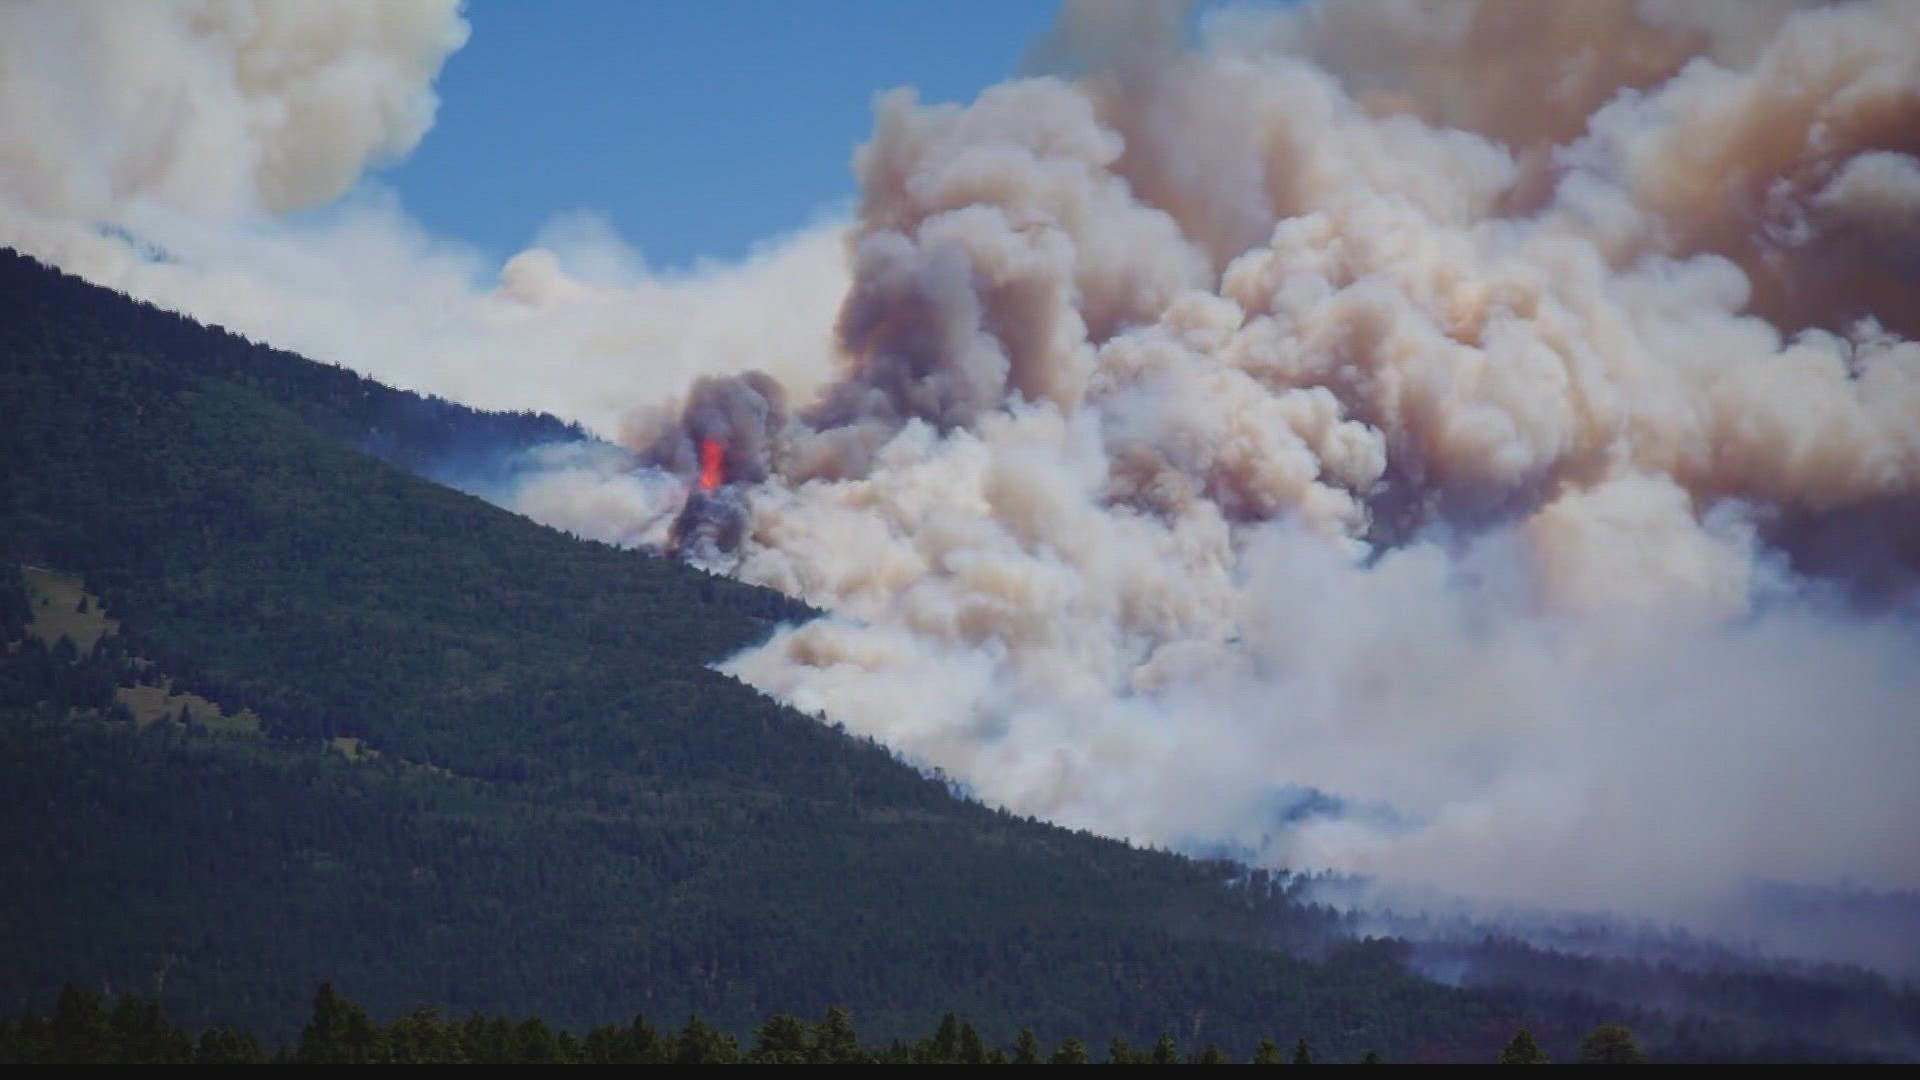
[2,249,1914,1062]
[0,248,1482,1054]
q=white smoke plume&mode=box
[0,0,850,439]
[5,0,1919,963]
[0,0,469,221]
[629,0,1920,944]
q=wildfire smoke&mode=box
[610,0,1920,952]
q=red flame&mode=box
[698,437,725,493]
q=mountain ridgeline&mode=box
[2,249,1915,1062]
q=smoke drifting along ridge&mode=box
[4,0,1917,962]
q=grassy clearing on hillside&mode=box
[23,565,259,734]
[118,681,261,734]
[328,735,378,760]
[22,565,115,650]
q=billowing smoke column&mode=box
[612,0,1920,953]
[642,372,786,556]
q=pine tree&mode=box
[1152,1032,1180,1064]
[50,984,113,1064]
[460,1013,512,1063]
[1252,1038,1284,1064]
[752,1014,809,1064]
[1578,1024,1647,1064]
[1011,1028,1042,1065]
[194,1026,263,1064]
[513,1017,558,1064]
[1050,1036,1091,1064]
[672,1015,738,1065]
[627,1014,664,1064]
[1293,1037,1314,1065]
[580,1024,624,1065]
[108,994,189,1063]
[8,1012,54,1063]
[813,1007,862,1065]
[959,1021,987,1065]
[931,1012,961,1063]
[297,982,374,1064]
[1498,1027,1551,1064]
[385,1005,458,1064]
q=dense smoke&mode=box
[617,0,1920,939]
[0,0,467,221]
[5,0,1918,961]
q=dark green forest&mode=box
[3,249,1915,1063]
[2,981,1646,1064]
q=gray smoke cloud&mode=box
[5,0,1918,965]
[615,0,1920,947]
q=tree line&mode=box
[2,983,1650,1065]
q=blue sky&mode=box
[379,0,1063,271]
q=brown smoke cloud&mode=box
[6,0,1919,960]
[621,0,1920,940]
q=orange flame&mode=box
[698,437,725,492]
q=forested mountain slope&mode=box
[3,249,1912,1062]
[0,249,1497,1056]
